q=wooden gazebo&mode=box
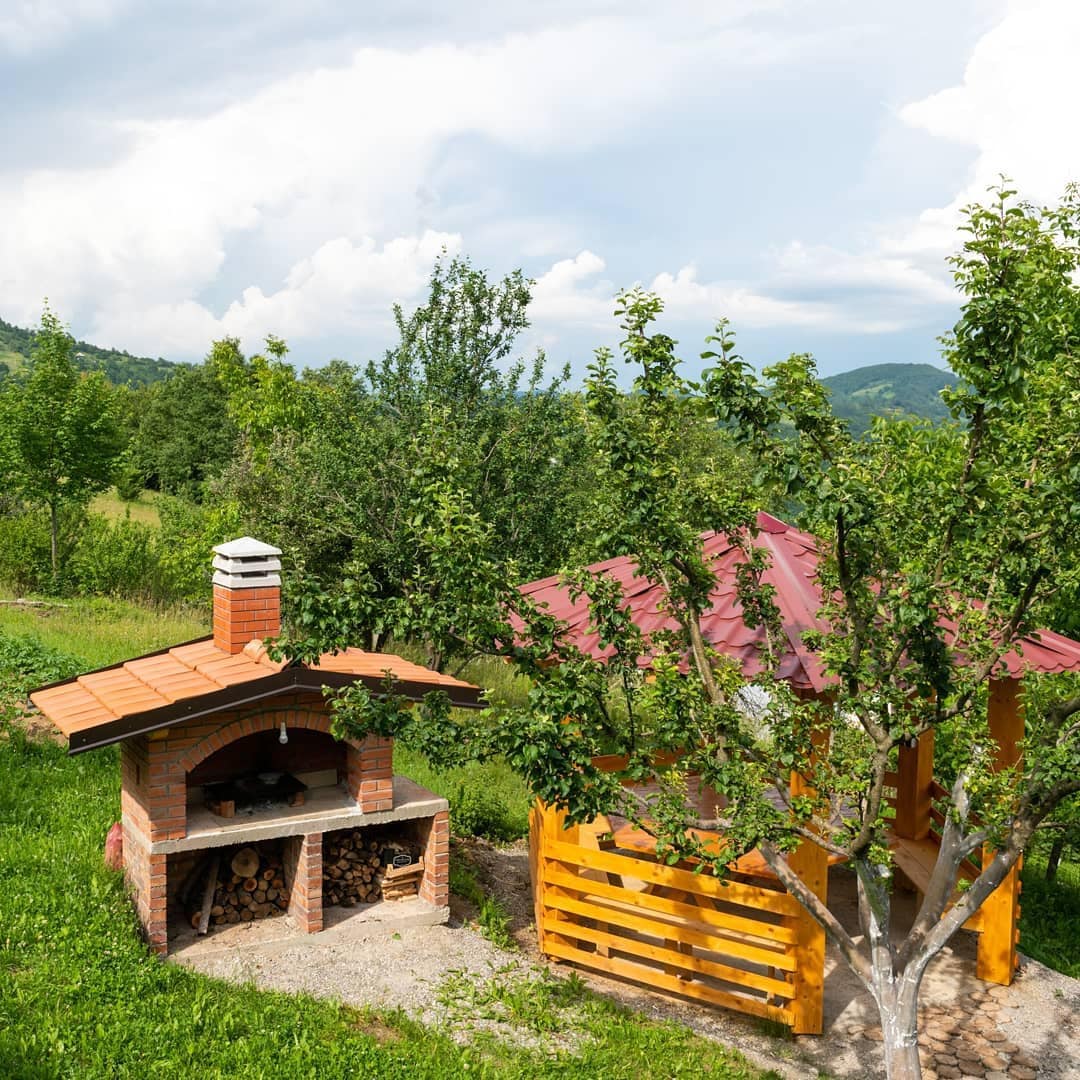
[520,512,1080,1031]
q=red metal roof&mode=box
[518,511,1080,690]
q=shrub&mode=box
[0,506,52,593]
[70,515,162,600]
[0,629,84,701]
[452,779,527,843]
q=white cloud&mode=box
[90,230,462,357]
[898,0,1080,252]
[770,241,958,312]
[0,17,770,356]
[530,250,907,336]
[532,251,613,326]
[0,0,125,52]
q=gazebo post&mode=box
[787,715,828,1035]
[894,729,935,840]
[976,678,1024,985]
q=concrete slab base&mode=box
[169,896,449,965]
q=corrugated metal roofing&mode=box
[31,637,481,753]
[518,511,1080,689]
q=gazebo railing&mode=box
[528,800,826,1033]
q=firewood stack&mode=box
[188,846,289,929]
[322,830,387,907]
[380,858,424,901]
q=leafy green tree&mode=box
[126,362,238,497]
[296,188,1080,1080]
[0,307,123,578]
[225,255,591,668]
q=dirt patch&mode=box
[455,837,535,949]
[346,1010,402,1045]
[0,707,65,746]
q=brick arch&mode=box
[178,706,362,774]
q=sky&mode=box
[2,0,1077,380]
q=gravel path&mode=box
[174,841,1080,1079]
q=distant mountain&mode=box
[822,362,958,434]
[0,316,179,387]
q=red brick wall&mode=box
[212,584,281,654]
[346,735,393,812]
[284,833,323,933]
[417,809,450,909]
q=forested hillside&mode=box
[822,361,957,433]
[0,315,177,387]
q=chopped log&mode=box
[242,877,259,893]
[197,854,221,936]
[231,847,260,879]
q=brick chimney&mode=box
[211,537,282,654]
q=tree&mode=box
[125,362,238,497]
[0,307,123,578]
[226,255,592,668]
[289,187,1080,1080]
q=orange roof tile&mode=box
[31,636,482,754]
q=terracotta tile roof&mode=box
[31,637,481,754]
[518,510,1080,692]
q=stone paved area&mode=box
[846,985,1041,1079]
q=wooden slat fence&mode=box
[529,801,826,1033]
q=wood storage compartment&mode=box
[322,826,423,908]
[182,842,290,933]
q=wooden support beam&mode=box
[977,678,1024,985]
[895,729,935,841]
[787,715,829,1035]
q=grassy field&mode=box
[0,595,776,1078]
[1020,854,1080,977]
[0,595,205,670]
[0,735,773,1080]
[88,488,161,527]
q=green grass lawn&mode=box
[0,735,773,1080]
[0,595,206,671]
[0,595,775,1078]
[1020,854,1080,977]
[88,488,161,527]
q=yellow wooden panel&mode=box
[540,903,795,999]
[542,865,798,949]
[544,839,801,916]
[543,938,794,1025]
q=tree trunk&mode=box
[1046,835,1065,883]
[856,858,924,1079]
[49,500,58,576]
[878,978,923,1080]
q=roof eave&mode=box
[64,666,483,755]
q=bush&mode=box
[0,507,53,593]
[452,779,527,843]
[70,515,162,599]
[0,629,84,701]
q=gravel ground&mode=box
[173,840,1080,1079]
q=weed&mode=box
[449,855,515,949]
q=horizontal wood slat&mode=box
[544,867,798,957]
[543,938,794,1024]
[541,905,795,999]
[544,839,800,916]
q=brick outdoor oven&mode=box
[30,539,481,954]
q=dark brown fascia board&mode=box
[66,667,484,755]
[30,635,215,695]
